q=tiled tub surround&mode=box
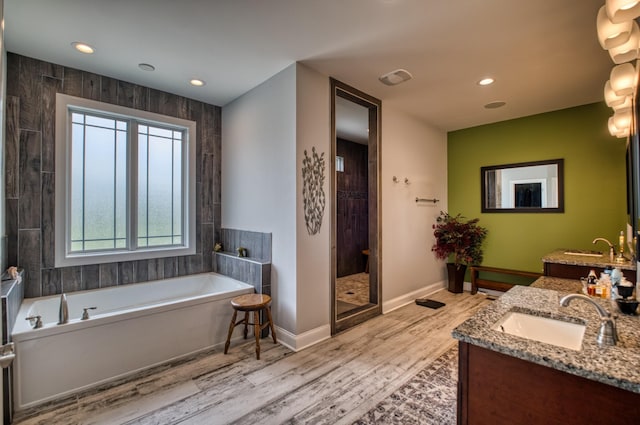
[5,53,222,298]
[214,228,272,295]
[11,272,253,410]
[453,279,640,394]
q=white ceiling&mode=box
[4,0,613,132]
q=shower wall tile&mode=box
[6,53,222,297]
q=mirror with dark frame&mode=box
[481,159,564,213]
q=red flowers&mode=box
[432,211,488,268]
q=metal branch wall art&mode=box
[302,147,326,235]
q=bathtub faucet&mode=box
[58,293,68,325]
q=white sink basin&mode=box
[494,311,586,351]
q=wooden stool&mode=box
[362,249,370,274]
[224,293,277,360]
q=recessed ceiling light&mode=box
[484,101,506,109]
[71,42,95,54]
[138,63,156,72]
[189,79,206,87]
[478,78,494,86]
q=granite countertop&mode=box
[542,249,636,271]
[452,277,640,394]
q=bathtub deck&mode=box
[12,289,490,425]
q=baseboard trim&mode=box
[275,324,331,352]
[382,280,474,314]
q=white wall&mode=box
[223,64,448,348]
[381,104,448,312]
[295,64,331,337]
[221,64,298,333]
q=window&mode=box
[55,94,196,267]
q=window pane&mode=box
[72,113,84,124]
[139,126,182,248]
[70,122,85,248]
[69,112,127,252]
[115,130,127,241]
[173,139,183,241]
[148,126,173,138]
[86,115,116,129]
[138,133,148,246]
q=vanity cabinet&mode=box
[544,262,636,281]
[542,250,636,282]
[457,342,640,424]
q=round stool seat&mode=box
[224,293,277,360]
[230,294,271,311]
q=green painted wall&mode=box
[447,102,627,273]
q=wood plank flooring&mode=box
[14,290,490,425]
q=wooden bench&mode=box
[470,266,541,295]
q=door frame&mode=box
[330,78,382,334]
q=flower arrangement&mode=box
[432,211,488,269]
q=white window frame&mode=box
[55,93,197,267]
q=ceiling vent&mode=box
[379,69,413,86]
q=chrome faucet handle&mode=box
[25,315,42,329]
[81,307,97,320]
[560,293,617,346]
[597,314,618,346]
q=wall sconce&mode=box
[597,6,633,49]
[610,63,637,95]
[608,21,640,64]
[606,0,640,24]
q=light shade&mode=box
[610,63,637,95]
[613,95,633,111]
[609,116,631,137]
[609,21,640,63]
[613,107,632,129]
[597,6,633,49]
[605,80,627,106]
[606,0,640,24]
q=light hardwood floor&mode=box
[14,289,490,425]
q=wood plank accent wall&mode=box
[5,53,222,298]
[336,138,368,277]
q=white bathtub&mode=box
[11,272,255,410]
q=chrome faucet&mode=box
[58,293,69,325]
[593,237,615,262]
[560,294,617,346]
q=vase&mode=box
[446,263,467,293]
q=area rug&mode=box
[353,345,458,425]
